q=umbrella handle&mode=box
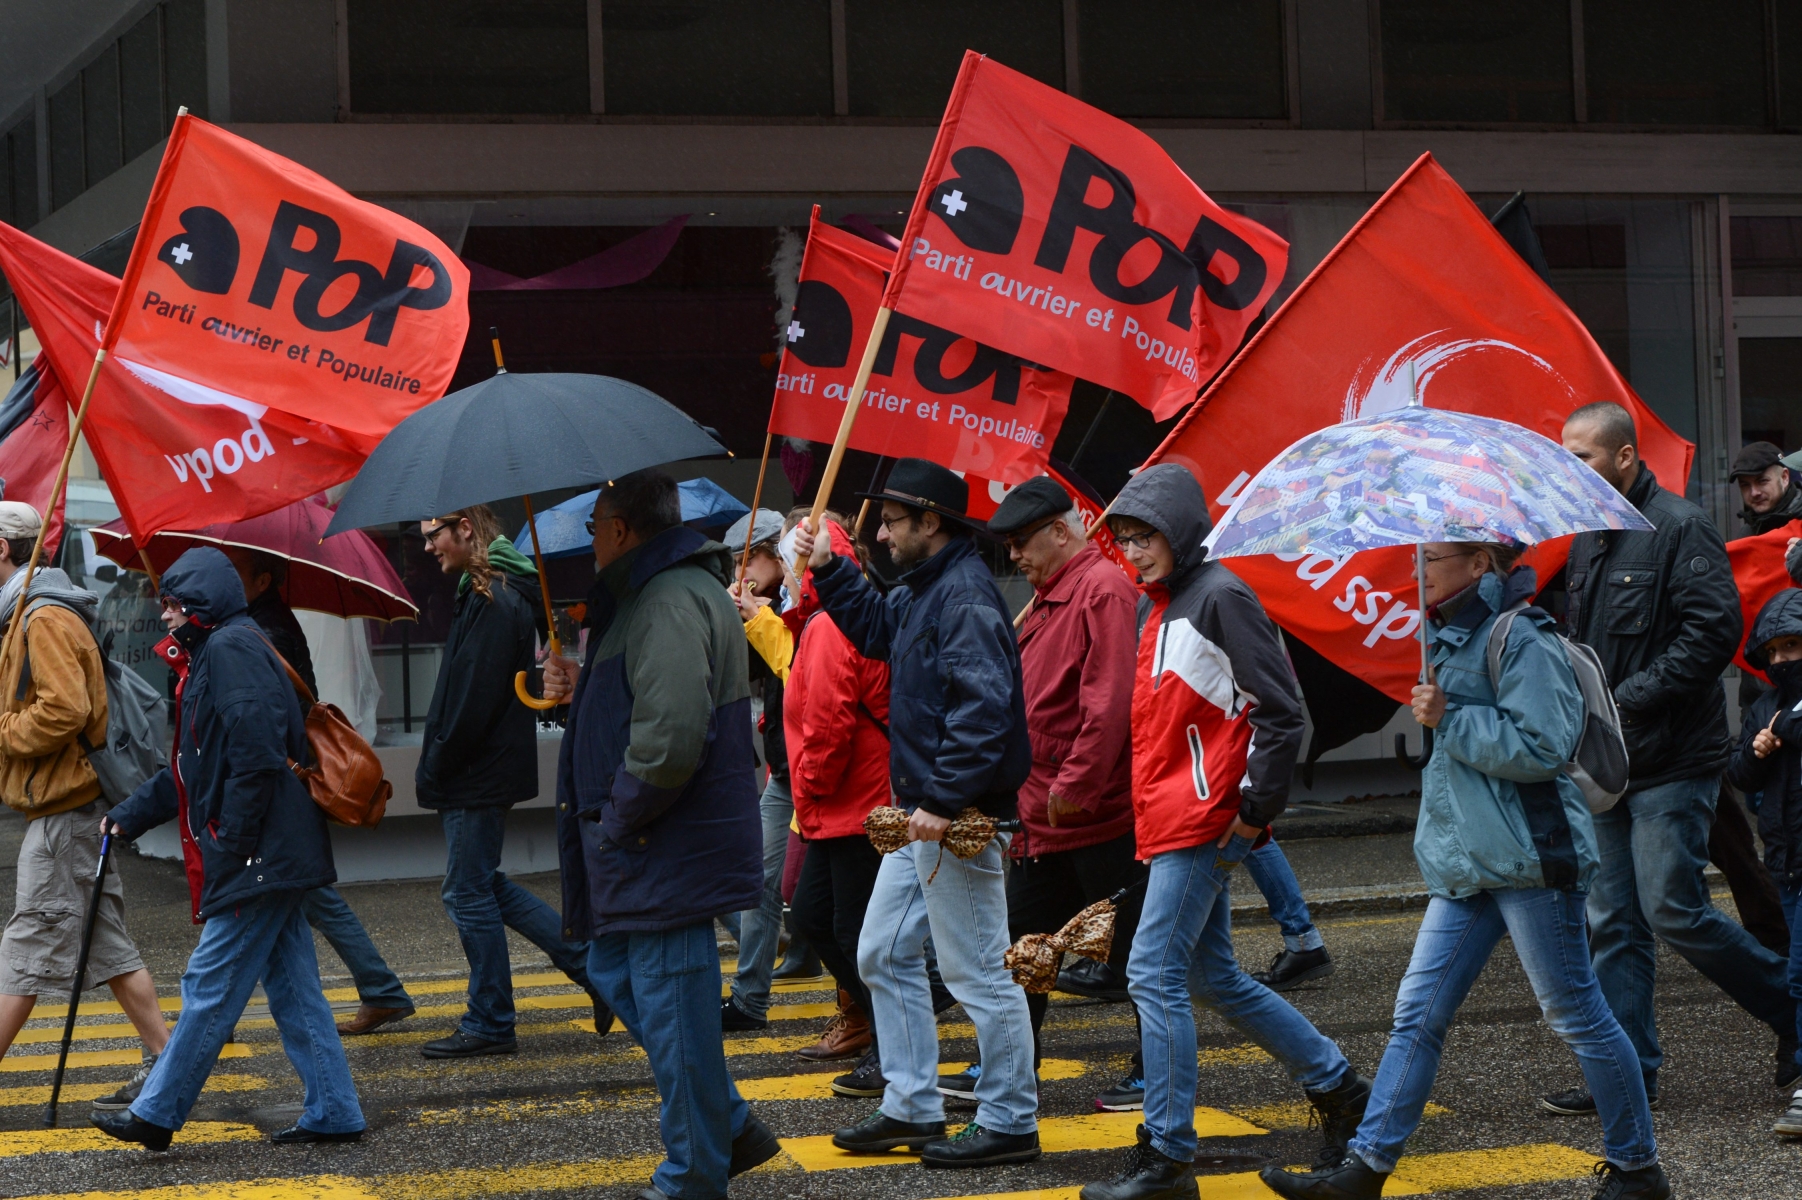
[1395,727,1434,769]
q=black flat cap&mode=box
[859,458,978,528]
[1730,441,1786,479]
[987,476,1073,535]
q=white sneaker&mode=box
[91,1054,157,1112]
[1776,1089,1802,1138]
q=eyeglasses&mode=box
[1003,516,1060,552]
[1421,550,1476,565]
[584,511,620,536]
[1113,530,1159,551]
[879,512,918,533]
[421,522,453,543]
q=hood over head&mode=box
[1747,587,1802,672]
[1109,463,1213,583]
[160,546,248,628]
[0,566,97,634]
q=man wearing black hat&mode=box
[1733,441,1802,537]
[793,458,1040,1169]
[1717,442,1802,960]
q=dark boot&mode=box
[830,1110,945,1152]
[1306,1069,1372,1168]
[1589,1161,1672,1200]
[728,1111,781,1177]
[918,1122,1041,1168]
[89,1110,175,1152]
[1078,1124,1197,1199]
[1260,1154,1387,1200]
[1252,947,1336,992]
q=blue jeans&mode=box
[133,890,363,1134]
[1130,836,1348,1162]
[1587,775,1796,1077]
[728,775,792,1018]
[858,834,1038,1135]
[1244,838,1323,953]
[440,806,592,1040]
[1351,889,1656,1173]
[1783,885,1802,1068]
[587,922,750,1200]
[302,887,412,1007]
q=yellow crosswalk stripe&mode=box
[0,1043,251,1073]
[2,1141,1600,1199]
[0,1120,261,1158]
[25,971,581,1024]
[1231,1099,1449,1131]
[778,1106,1267,1171]
[10,1021,160,1047]
[0,1074,266,1108]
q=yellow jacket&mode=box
[0,604,108,818]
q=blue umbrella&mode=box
[516,479,750,558]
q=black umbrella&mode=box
[324,371,725,536]
[327,354,726,708]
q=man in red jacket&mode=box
[946,477,1148,1115]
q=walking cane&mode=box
[43,828,115,1127]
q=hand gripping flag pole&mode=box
[791,307,893,574]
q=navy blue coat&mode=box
[416,570,541,808]
[110,548,332,921]
[811,535,1030,819]
[556,528,762,937]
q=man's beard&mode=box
[889,539,927,570]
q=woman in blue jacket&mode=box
[90,548,363,1151]
[1261,542,1666,1200]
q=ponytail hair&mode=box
[439,504,503,601]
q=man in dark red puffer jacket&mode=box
[963,476,1148,1114]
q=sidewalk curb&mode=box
[1231,886,1431,923]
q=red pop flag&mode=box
[107,114,468,438]
[770,209,1072,483]
[883,52,1287,420]
[0,362,71,557]
[1144,153,1693,702]
[0,221,379,541]
[1727,519,1802,680]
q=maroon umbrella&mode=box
[91,497,417,623]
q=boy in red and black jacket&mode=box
[1079,465,1366,1200]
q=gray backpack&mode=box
[19,596,168,805]
[1484,604,1629,813]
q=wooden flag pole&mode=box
[793,306,892,573]
[740,430,774,581]
[3,348,106,659]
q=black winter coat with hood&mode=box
[1563,466,1742,791]
[109,548,332,921]
[1725,588,1802,887]
[416,567,543,809]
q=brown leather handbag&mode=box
[261,637,391,828]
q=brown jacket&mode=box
[0,604,107,818]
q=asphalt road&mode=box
[0,814,1796,1199]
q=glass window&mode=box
[1739,339,1802,450]
[47,77,83,212]
[1077,0,1285,119]
[846,1,1064,118]
[1778,1,1802,126]
[1585,0,1767,125]
[1381,0,1572,123]
[83,44,122,189]
[348,0,588,114]
[604,1,832,115]
[6,118,37,228]
[1730,215,1802,295]
[120,10,165,162]
[163,0,209,122]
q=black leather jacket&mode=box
[1564,467,1742,792]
